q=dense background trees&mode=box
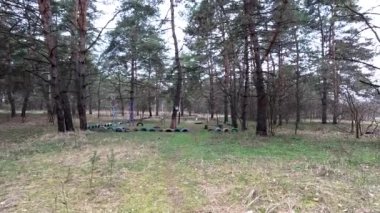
[0,0,379,136]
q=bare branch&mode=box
[85,10,121,52]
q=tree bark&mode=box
[169,0,183,129]
[317,5,328,124]
[88,86,93,115]
[155,96,159,116]
[76,0,89,130]
[5,41,16,118]
[130,59,135,125]
[207,40,215,119]
[148,59,153,118]
[6,87,16,118]
[38,0,66,132]
[219,2,229,124]
[21,89,31,121]
[245,0,268,136]
[277,46,283,126]
[61,92,75,131]
[230,62,238,129]
[241,29,250,131]
[40,82,54,123]
[294,29,301,134]
[330,6,338,124]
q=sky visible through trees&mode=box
[95,0,380,80]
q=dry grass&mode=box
[0,115,379,212]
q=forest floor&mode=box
[0,114,379,212]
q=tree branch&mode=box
[85,10,121,52]
[344,4,380,43]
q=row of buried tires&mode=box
[208,127,238,132]
[87,123,190,133]
[87,122,238,133]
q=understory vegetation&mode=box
[1,115,379,212]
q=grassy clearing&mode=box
[0,115,379,212]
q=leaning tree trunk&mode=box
[169,0,183,129]
[38,0,66,132]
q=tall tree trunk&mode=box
[277,46,283,126]
[97,75,103,118]
[220,10,229,124]
[148,60,152,118]
[224,95,228,123]
[6,87,16,118]
[318,5,328,124]
[207,40,215,119]
[40,83,54,123]
[155,96,159,117]
[155,75,160,117]
[330,6,338,125]
[21,89,31,121]
[230,64,238,129]
[169,0,183,129]
[130,59,135,124]
[120,96,125,117]
[148,101,153,117]
[241,30,250,131]
[5,42,16,118]
[76,0,89,130]
[245,0,268,136]
[88,86,93,115]
[294,29,301,134]
[61,44,74,131]
[38,0,65,132]
[222,41,229,124]
[61,92,75,131]
[268,53,277,131]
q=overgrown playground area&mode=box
[0,115,379,212]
